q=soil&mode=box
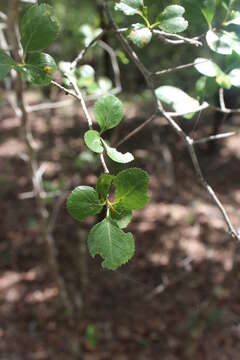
[1,95,240,360]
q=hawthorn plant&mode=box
[2,0,240,272]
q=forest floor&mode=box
[1,94,240,360]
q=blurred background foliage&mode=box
[1,0,240,98]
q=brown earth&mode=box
[1,95,240,360]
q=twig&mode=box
[116,113,157,147]
[219,87,227,112]
[98,40,122,93]
[167,102,209,117]
[71,30,106,70]
[194,132,237,145]
[55,73,110,174]
[153,29,202,47]
[153,59,209,77]
[103,0,240,241]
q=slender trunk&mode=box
[7,0,73,313]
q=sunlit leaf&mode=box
[206,30,232,55]
[115,0,144,16]
[158,5,188,33]
[155,86,200,118]
[128,23,152,48]
[228,68,240,87]
[194,58,221,77]
[102,140,134,164]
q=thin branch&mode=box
[98,39,122,93]
[219,87,227,112]
[153,59,208,77]
[194,132,237,145]
[153,29,202,47]
[71,30,106,70]
[67,75,93,128]
[116,113,157,147]
[167,102,209,117]
[103,0,240,241]
[7,0,73,312]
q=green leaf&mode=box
[88,218,135,270]
[226,32,240,55]
[158,5,188,34]
[67,186,103,222]
[155,86,200,118]
[0,50,16,80]
[98,77,113,93]
[20,3,60,53]
[114,168,149,210]
[194,58,221,77]
[96,173,115,201]
[228,68,240,87]
[216,73,232,89]
[128,23,152,48]
[94,95,123,132]
[102,140,134,164]
[206,30,232,55]
[23,52,56,85]
[84,130,104,154]
[195,76,219,98]
[115,0,143,16]
[226,10,240,25]
[201,0,216,28]
[110,204,133,229]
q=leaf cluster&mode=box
[0,3,59,85]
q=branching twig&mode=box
[153,29,202,47]
[194,132,236,145]
[103,0,240,241]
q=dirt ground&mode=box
[1,94,240,360]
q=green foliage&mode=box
[195,76,219,98]
[67,168,149,270]
[157,5,188,33]
[88,217,135,270]
[110,204,133,229]
[83,95,134,164]
[128,23,152,48]
[194,58,221,77]
[0,4,58,85]
[67,186,103,221]
[155,86,200,119]
[114,168,149,210]
[85,324,97,350]
[0,50,16,80]
[84,130,104,154]
[20,3,60,53]
[23,52,57,85]
[102,140,134,164]
[10,0,240,271]
[115,0,144,16]
[206,30,233,55]
[94,95,124,132]
[96,174,115,201]
[228,68,240,87]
